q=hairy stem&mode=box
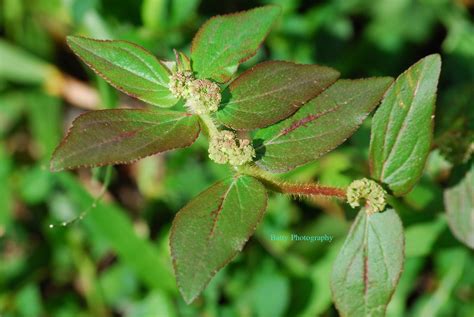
[199,114,220,138]
[238,165,347,199]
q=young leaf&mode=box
[50,109,200,171]
[254,78,393,173]
[216,61,340,130]
[444,163,474,249]
[331,208,404,317]
[369,54,441,196]
[67,36,177,107]
[170,175,267,303]
[191,6,281,82]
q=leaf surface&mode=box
[51,109,200,171]
[331,209,404,317]
[170,175,267,303]
[255,78,393,172]
[444,163,474,249]
[67,36,177,107]
[191,6,281,82]
[216,61,340,130]
[369,54,441,195]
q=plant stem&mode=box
[199,114,220,138]
[238,164,347,200]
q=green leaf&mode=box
[331,209,405,317]
[444,162,474,249]
[191,6,281,82]
[51,109,200,171]
[255,77,393,173]
[216,61,340,130]
[369,54,441,196]
[170,175,267,303]
[67,36,177,107]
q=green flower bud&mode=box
[187,79,221,114]
[169,71,221,114]
[168,71,193,99]
[208,130,255,166]
[346,178,387,215]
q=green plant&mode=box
[50,5,442,314]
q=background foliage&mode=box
[1,0,473,316]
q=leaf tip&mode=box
[425,53,442,64]
[65,35,84,48]
[49,155,64,172]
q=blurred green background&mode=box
[0,0,473,316]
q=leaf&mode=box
[191,6,281,82]
[254,77,393,173]
[50,109,200,171]
[67,36,177,107]
[216,61,340,130]
[331,209,405,317]
[170,175,267,303]
[444,162,474,249]
[369,54,441,196]
[386,257,424,317]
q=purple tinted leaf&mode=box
[331,208,404,317]
[51,109,200,171]
[170,175,267,303]
[216,61,340,130]
[255,78,393,173]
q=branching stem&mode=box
[238,165,347,200]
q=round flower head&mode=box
[168,71,193,99]
[169,71,221,114]
[346,178,387,215]
[208,130,255,166]
[187,79,221,114]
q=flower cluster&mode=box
[346,178,387,215]
[168,71,221,114]
[208,130,255,166]
[168,70,194,99]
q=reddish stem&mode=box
[275,182,347,199]
[240,165,347,200]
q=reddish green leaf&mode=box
[331,208,404,317]
[369,55,441,196]
[67,36,177,107]
[254,78,393,173]
[444,163,474,249]
[216,61,340,130]
[170,175,267,303]
[50,109,200,171]
[191,6,281,82]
